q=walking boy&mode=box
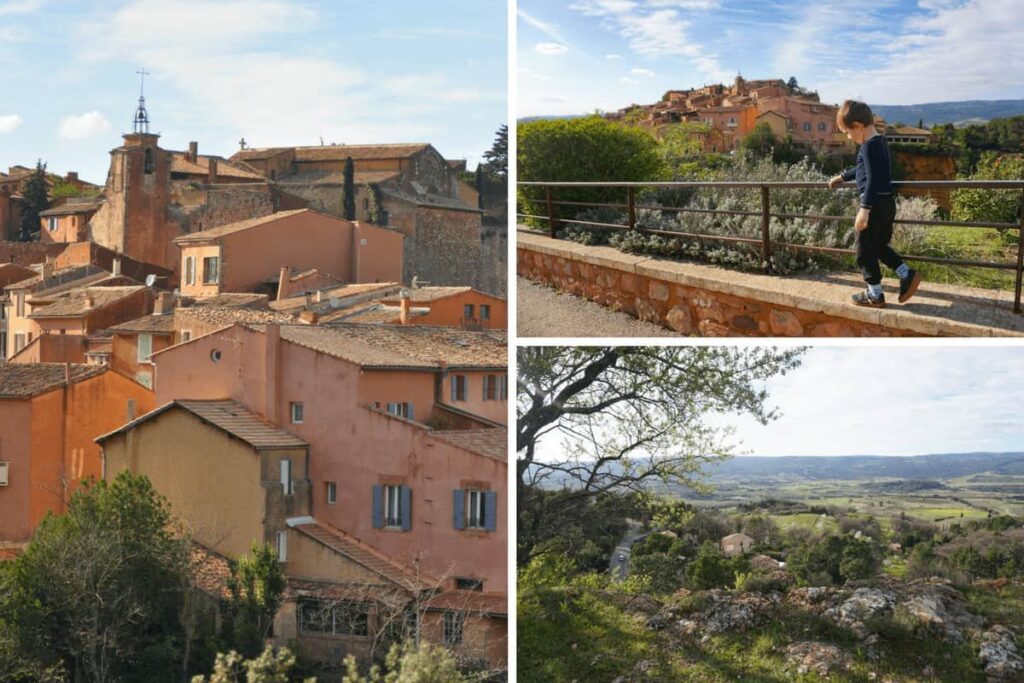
[828,100,921,307]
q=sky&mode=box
[535,346,1024,460]
[518,0,1024,118]
[0,0,506,184]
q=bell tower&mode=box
[88,69,180,273]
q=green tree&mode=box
[342,156,356,220]
[951,153,1024,227]
[19,160,49,241]
[517,116,665,228]
[226,542,287,658]
[739,121,778,159]
[838,539,879,581]
[686,541,731,590]
[631,552,683,594]
[482,123,508,182]
[0,472,189,682]
[191,645,310,683]
[517,346,802,565]
[341,640,462,682]
[366,183,384,224]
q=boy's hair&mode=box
[837,100,874,129]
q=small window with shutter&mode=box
[374,484,411,531]
[280,459,292,496]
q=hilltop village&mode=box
[608,75,935,154]
[0,93,508,673]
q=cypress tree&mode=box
[20,160,49,242]
[341,156,356,220]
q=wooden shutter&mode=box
[482,375,490,400]
[372,485,383,529]
[484,491,498,532]
[400,486,412,531]
[453,489,465,530]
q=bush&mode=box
[951,153,1024,228]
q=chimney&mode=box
[208,158,218,184]
[112,257,121,277]
[83,292,95,310]
[264,324,281,423]
[64,362,71,386]
[188,141,198,163]
[65,171,78,183]
[400,294,410,325]
[154,291,174,316]
[299,310,319,325]
[315,290,323,304]
[41,258,54,281]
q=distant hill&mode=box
[867,100,1024,128]
[706,451,1024,481]
[517,114,589,123]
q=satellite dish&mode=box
[145,274,156,287]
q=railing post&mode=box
[628,186,636,231]
[760,185,772,272]
[546,186,556,239]
[1015,189,1024,313]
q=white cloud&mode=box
[620,77,640,84]
[647,0,718,8]
[0,113,23,133]
[518,8,568,44]
[534,42,570,55]
[58,111,111,139]
[631,67,655,77]
[606,53,622,60]
[0,0,43,17]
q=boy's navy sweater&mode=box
[841,134,893,209]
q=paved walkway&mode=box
[518,277,677,337]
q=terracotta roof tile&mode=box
[39,196,104,217]
[430,428,507,462]
[174,209,311,243]
[190,544,232,600]
[270,282,401,312]
[289,518,438,590]
[97,399,307,450]
[237,143,429,163]
[0,363,106,398]
[170,152,266,180]
[425,590,508,615]
[177,306,295,327]
[197,292,271,308]
[109,314,176,334]
[379,187,481,213]
[28,286,147,319]
[262,324,506,369]
[276,169,401,186]
[393,286,473,303]
[285,579,409,602]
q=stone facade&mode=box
[398,203,482,289]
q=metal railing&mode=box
[517,180,1024,313]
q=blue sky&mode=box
[518,0,1024,117]
[0,0,506,184]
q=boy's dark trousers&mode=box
[854,195,903,286]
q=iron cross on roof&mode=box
[133,68,151,133]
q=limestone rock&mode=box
[979,625,1024,680]
[826,587,896,639]
[786,641,850,677]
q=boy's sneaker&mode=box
[852,290,885,308]
[898,269,922,303]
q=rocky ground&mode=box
[600,577,1024,682]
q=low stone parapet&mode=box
[517,229,1024,337]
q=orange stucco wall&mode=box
[405,292,507,330]
[441,370,507,425]
[352,222,404,284]
[179,244,223,298]
[357,371,436,423]
[40,213,91,244]
[0,399,34,541]
[152,325,507,589]
[111,332,173,389]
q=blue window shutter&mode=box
[482,375,489,400]
[407,403,414,421]
[453,489,465,530]
[400,486,412,531]
[372,485,383,529]
[484,491,497,532]
[450,377,456,402]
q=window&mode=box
[803,122,812,131]
[373,484,410,530]
[727,116,737,127]
[453,489,497,532]
[443,611,464,646]
[463,303,474,320]
[290,402,304,424]
[456,577,483,591]
[280,459,292,495]
[185,256,196,286]
[326,481,337,505]
[144,147,154,174]
[137,333,153,363]
[380,210,389,225]
[299,599,369,637]
[16,293,24,318]
[181,330,192,342]
[483,374,506,401]
[385,402,414,420]
[276,530,287,562]
[210,349,222,362]
[480,304,490,320]
[450,375,468,402]
[47,217,58,232]
[818,122,828,131]
[0,332,5,359]
[13,333,25,353]
[202,257,219,284]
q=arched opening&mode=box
[144,148,154,174]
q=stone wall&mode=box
[413,206,482,289]
[173,185,279,234]
[893,151,956,211]
[514,231,994,337]
[479,223,507,297]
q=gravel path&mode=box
[517,277,678,337]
